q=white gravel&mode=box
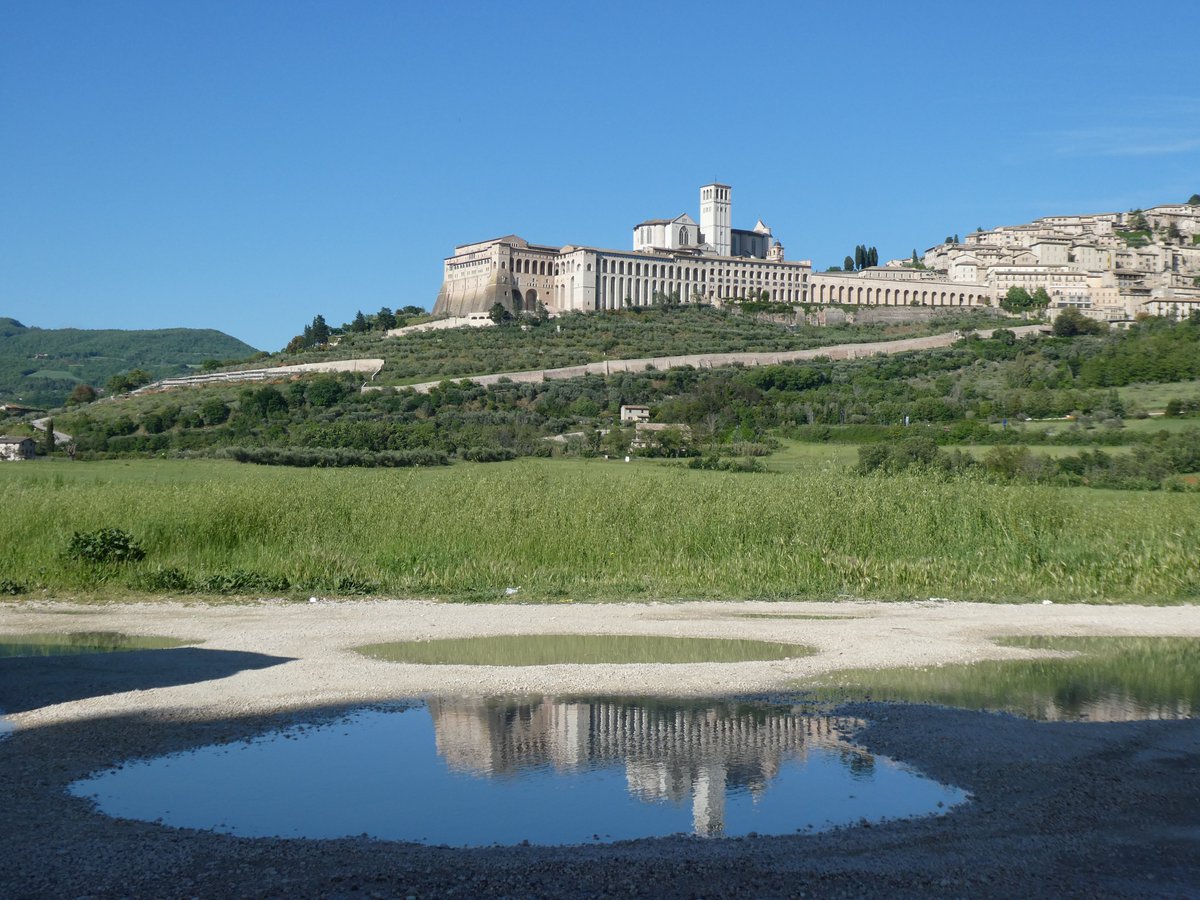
[1,598,1198,898]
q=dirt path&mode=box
[137,358,386,393]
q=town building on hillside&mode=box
[924,201,1200,321]
[433,184,813,317]
[619,405,650,424]
[0,436,36,461]
[432,183,998,317]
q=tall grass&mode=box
[1,459,1196,603]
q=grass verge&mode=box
[1,458,1196,604]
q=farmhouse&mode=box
[0,436,36,461]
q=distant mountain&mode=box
[0,318,260,407]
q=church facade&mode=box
[433,184,814,316]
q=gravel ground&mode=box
[1,598,1198,898]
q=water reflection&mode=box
[71,697,965,845]
[807,636,1200,722]
[431,698,873,837]
[358,634,813,666]
[0,632,192,658]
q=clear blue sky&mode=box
[3,1,1198,350]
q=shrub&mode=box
[221,446,449,468]
[0,579,26,595]
[66,528,146,564]
[686,455,765,473]
[458,446,518,462]
[133,565,191,592]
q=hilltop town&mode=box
[920,200,1200,321]
[433,187,1200,325]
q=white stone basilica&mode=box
[433,184,814,316]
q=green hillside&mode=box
[0,318,260,407]
[274,305,1008,385]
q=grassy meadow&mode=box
[2,457,1197,604]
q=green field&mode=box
[761,439,1110,473]
[1013,416,1197,436]
[1117,379,1200,411]
[2,458,1196,604]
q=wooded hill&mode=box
[0,318,259,407]
[50,311,1200,490]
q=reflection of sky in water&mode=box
[70,699,965,845]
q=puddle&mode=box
[357,634,815,666]
[732,614,852,621]
[69,697,966,845]
[0,632,193,658]
[804,636,1200,721]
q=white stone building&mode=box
[433,183,1004,318]
[0,436,35,461]
[433,184,814,317]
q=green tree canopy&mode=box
[68,384,98,405]
[106,368,154,394]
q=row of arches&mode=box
[596,276,805,310]
[515,258,550,275]
[811,282,986,307]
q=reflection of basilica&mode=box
[426,698,872,837]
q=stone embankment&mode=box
[136,358,385,393]
[369,325,1047,395]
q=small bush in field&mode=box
[66,528,145,564]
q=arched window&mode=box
[679,226,688,245]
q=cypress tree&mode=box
[312,315,330,345]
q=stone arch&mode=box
[524,288,538,311]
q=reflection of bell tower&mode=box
[700,183,731,257]
[692,762,727,837]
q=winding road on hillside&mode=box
[368,324,1049,394]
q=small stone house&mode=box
[619,404,650,424]
[0,436,36,461]
[630,422,691,451]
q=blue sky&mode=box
[3,1,1198,350]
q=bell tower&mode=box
[699,183,731,257]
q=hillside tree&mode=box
[311,315,330,346]
[68,384,98,405]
